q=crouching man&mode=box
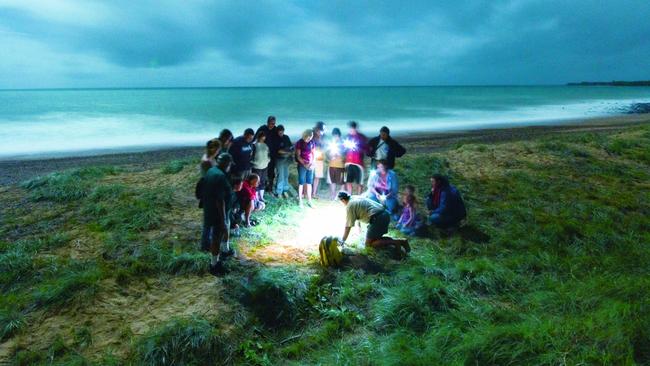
[337,191,410,258]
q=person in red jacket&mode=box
[344,121,368,195]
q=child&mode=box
[238,174,266,227]
[396,185,423,236]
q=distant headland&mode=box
[567,80,650,86]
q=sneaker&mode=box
[209,261,227,276]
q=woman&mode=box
[295,129,316,208]
[251,130,270,202]
[199,138,221,176]
[366,161,399,218]
[327,128,346,200]
[218,129,234,152]
[312,122,326,198]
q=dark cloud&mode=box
[0,0,649,88]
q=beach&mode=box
[2,113,648,186]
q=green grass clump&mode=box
[84,186,174,232]
[239,267,313,328]
[32,265,102,308]
[161,158,194,174]
[21,166,118,201]
[131,316,229,366]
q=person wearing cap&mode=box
[202,153,236,276]
[312,121,326,198]
[337,191,410,257]
[228,128,255,178]
[344,121,368,195]
[256,116,279,191]
[426,174,467,229]
[367,126,406,169]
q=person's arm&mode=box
[392,139,406,158]
[431,191,448,215]
[341,226,352,243]
[425,192,434,212]
[366,137,376,158]
[295,147,306,165]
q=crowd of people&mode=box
[197,116,467,275]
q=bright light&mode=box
[327,141,340,155]
[379,193,387,202]
[315,150,323,159]
[343,139,356,150]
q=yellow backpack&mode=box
[318,236,343,268]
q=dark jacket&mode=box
[275,134,293,160]
[228,136,254,173]
[425,185,466,221]
[202,166,231,224]
[367,136,406,169]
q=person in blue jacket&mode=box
[425,174,466,228]
[365,161,399,218]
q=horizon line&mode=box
[0,83,569,92]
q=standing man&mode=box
[256,116,279,193]
[312,121,326,198]
[228,128,255,178]
[203,153,234,276]
[337,191,410,257]
[367,126,406,169]
[344,121,368,195]
[274,125,293,198]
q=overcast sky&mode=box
[1,0,649,88]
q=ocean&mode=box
[1,86,649,159]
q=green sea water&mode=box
[1,86,649,158]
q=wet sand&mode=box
[1,114,649,186]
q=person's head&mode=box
[277,124,285,137]
[244,128,255,143]
[337,191,351,205]
[404,184,416,196]
[348,121,358,134]
[380,126,390,141]
[332,127,341,140]
[267,115,276,129]
[431,174,450,190]
[255,130,266,143]
[216,153,233,173]
[246,173,260,188]
[403,191,416,206]
[218,129,233,147]
[231,177,243,192]
[302,129,314,142]
[314,121,325,135]
[375,161,387,175]
[206,138,221,157]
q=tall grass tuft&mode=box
[21,166,118,201]
[132,316,229,366]
[32,265,102,308]
[161,158,194,174]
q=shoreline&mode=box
[1,114,648,186]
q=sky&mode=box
[1,0,649,88]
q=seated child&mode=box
[396,185,423,236]
[238,173,266,227]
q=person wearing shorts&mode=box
[344,121,368,194]
[337,192,410,257]
[295,129,316,207]
[326,127,346,199]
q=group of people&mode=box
[197,116,467,275]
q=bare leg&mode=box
[366,237,410,256]
[306,183,313,204]
[313,178,320,198]
[346,183,352,193]
[330,183,336,200]
[298,184,304,206]
[243,200,253,226]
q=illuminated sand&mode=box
[241,199,366,265]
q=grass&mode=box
[1,123,649,364]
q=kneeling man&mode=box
[337,191,410,257]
